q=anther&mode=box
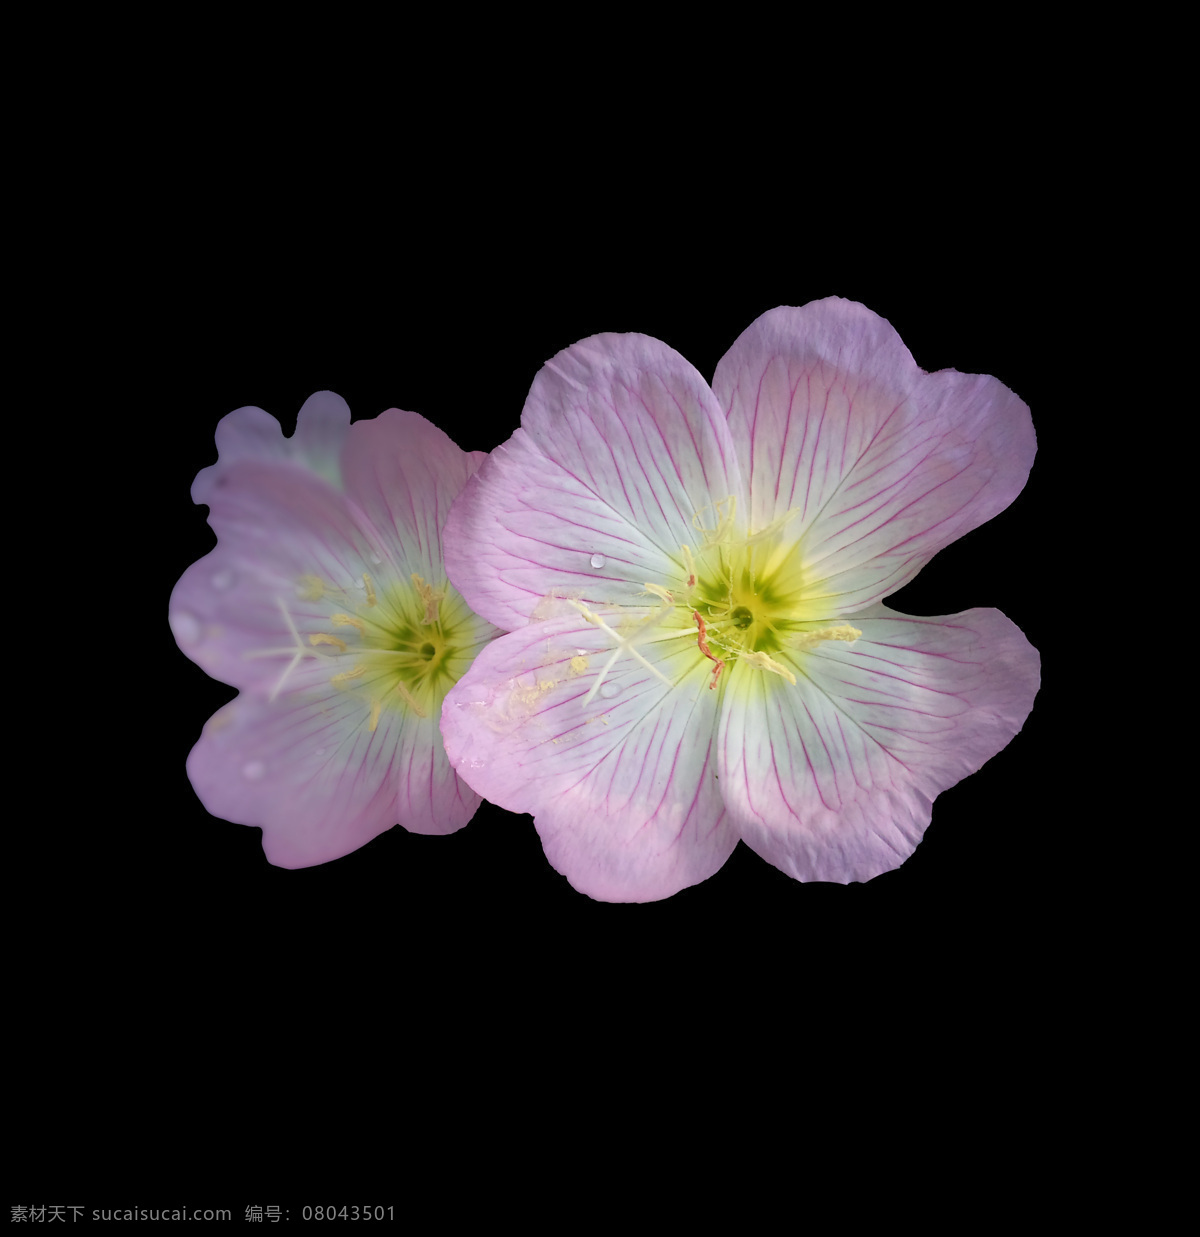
[792,624,862,651]
[411,573,444,624]
[368,698,382,732]
[309,633,348,652]
[331,613,366,634]
[395,681,428,718]
[741,649,797,685]
[330,664,366,686]
[362,574,377,607]
[681,544,697,588]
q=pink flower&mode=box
[170,392,501,868]
[439,298,1039,902]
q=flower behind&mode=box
[170,392,501,868]
[439,299,1040,901]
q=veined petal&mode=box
[192,391,352,505]
[340,409,491,587]
[174,393,500,868]
[440,607,736,902]
[170,461,391,692]
[713,299,1035,613]
[717,604,1039,883]
[188,659,481,869]
[445,332,745,631]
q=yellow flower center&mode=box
[248,570,479,730]
[568,496,862,704]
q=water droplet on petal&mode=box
[211,568,235,591]
[590,553,605,569]
[599,681,620,699]
[242,760,266,781]
[169,611,201,645]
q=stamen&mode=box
[411,573,444,624]
[309,633,348,652]
[395,681,428,718]
[693,495,737,547]
[792,624,862,651]
[331,613,366,634]
[681,544,697,588]
[744,506,803,545]
[296,574,325,601]
[741,649,797,685]
[330,664,366,686]
[368,698,382,731]
[362,574,377,607]
[643,582,674,607]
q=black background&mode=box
[19,97,1071,1205]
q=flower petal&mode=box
[174,396,499,867]
[717,604,1039,883]
[170,461,390,692]
[713,299,1035,613]
[192,391,352,506]
[188,659,481,869]
[440,606,736,901]
[339,409,494,589]
[444,333,745,631]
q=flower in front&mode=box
[439,299,1039,901]
[170,392,501,867]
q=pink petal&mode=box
[188,660,481,869]
[717,604,1039,883]
[713,299,1035,613]
[192,391,352,506]
[440,609,737,902]
[339,409,491,585]
[169,461,386,693]
[173,398,498,867]
[444,332,745,631]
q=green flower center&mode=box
[562,497,865,708]
[573,497,863,702]
[262,568,483,730]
